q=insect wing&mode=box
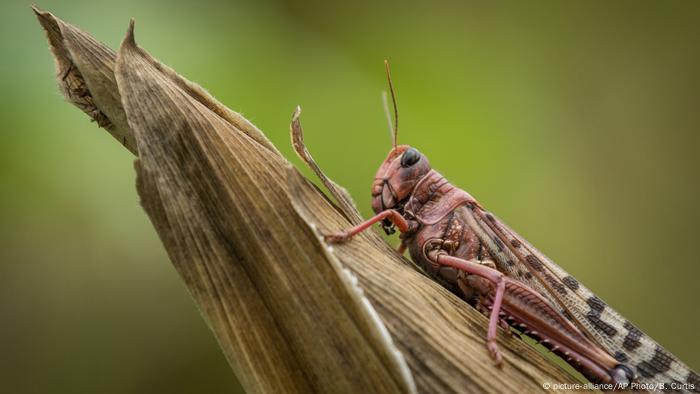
[465,205,698,391]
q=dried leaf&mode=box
[33,6,276,156]
[291,106,364,225]
[33,5,134,152]
[116,20,414,394]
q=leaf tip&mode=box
[30,4,44,15]
[31,4,52,24]
[290,106,304,150]
[123,18,137,48]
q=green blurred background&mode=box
[1,0,698,392]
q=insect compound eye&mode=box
[400,148,421,167]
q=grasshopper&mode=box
[326,61,698,391]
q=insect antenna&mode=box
[384,59,399,149]
[381,91,394,145]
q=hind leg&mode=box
[430,251,506,365]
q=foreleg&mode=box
[325,209,410,243]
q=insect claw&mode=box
[324,232,351,244]
[487,340,503,367]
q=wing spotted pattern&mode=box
[462,205,698,392]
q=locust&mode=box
[325,61,698,391]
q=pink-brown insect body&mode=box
[370,145,633,385]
